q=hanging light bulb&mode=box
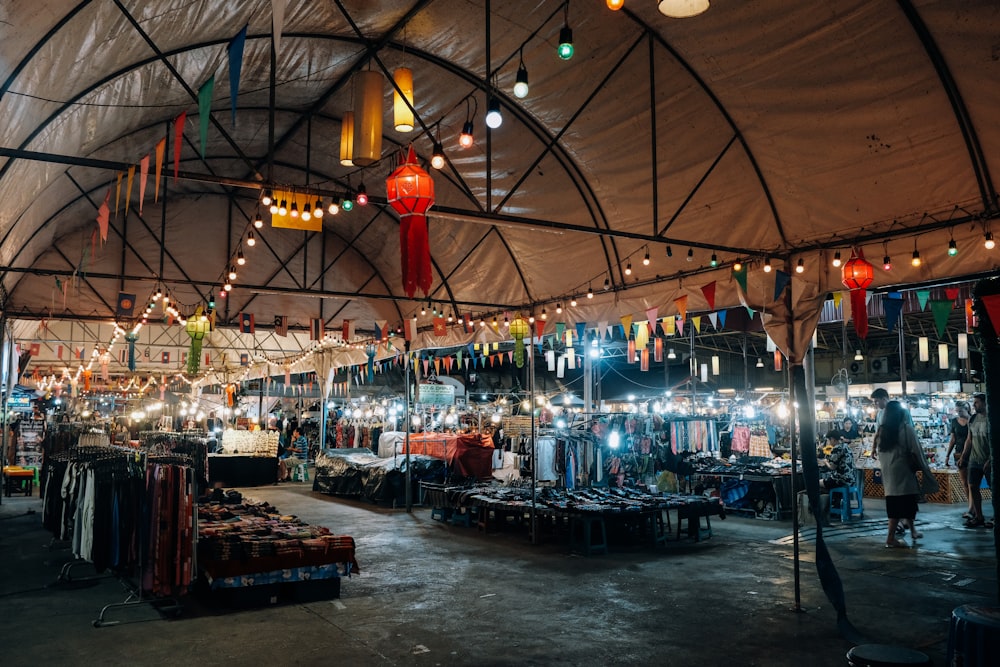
[228,266,237,281]
[154,287,163,299]
[541,308,548,320]
[313,199,324,219]
[224,279,232,292]
[261,190,273,206]
[246,231,256,247]
[883,255,892,271]
[667,348,677,360]
[686,248,693,262]
[513,56,529,99]
[607,0,624,9]
[302,202,312,221]
[485,97,503,129]
[985,231,996,250]
[328,200,340,215]
[558,25,574,60]
[268,199,279,215]
[503,316,509,328]
[341,197,354,212]
[392,67,414,133]
[755,357,764,368]
[666,245,673,257]
[733,259,743,271]
[587,284,594,299]
[431,141,446,170]
[356,183,368,206]
[339,111,355,167]
[603,276,610,290]
[254,212,263,228]
[948,238,958,256]
[236,248,245,266]
[710,253,718,267]
[832,250,842,268]
[447,312,454,323]
[278,199,288,216]
[290,200,299,218]
[658,1,710,19]
[763,257,772,273]
[459,120,474,148]
[911,248,921,267]
[854,350,864,361]
[570,297,578,307]
[795,258,805,273]
[556,303,563,314]
[643,247,650,266]
[624,260,632,276]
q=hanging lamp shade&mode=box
[509,315,530,368]
[393,68,414,132]
[339,111,355,166]
[658,0,710,18]
[841,248,874,340]
[353,71,384,166]
[386,146,436,298]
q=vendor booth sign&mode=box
[417,383,455,406]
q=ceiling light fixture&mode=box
[246,231,256,247]
[290,201,299,218]
[795,258,805,273]
[570,297,578,307]
[607,0,624,9]
[459,97,476,148]
[356,183,368,207]
[710,253,718,267]
[624,260,632,276]
[278,199,287,216]
[393,67,414,133]
[228,266,237,281]
[756,357,764,368]
[339,112,355,166]
[985,231,996,250]
[643,247,650,266]
[261,190,273,207]
[313,199,324,219]
[353,70,384,166]
[763,257,772,273]
[341,197,354,212]
[302,202,312,221]
[948,238,958,257]
[558,3,574,60]
[556,303,563,314]
[658,0,710,19]
[254,212,264,228]
[587,284,594,299]
[328,200,340,216]
[236,248,245,266]
[911,247,921,267]
[732,259,742,271]
[854,350,864,361]
[883,255,892,271]
[832,250,842,268]
[431,141,445,170]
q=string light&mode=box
[948,238,958,256]
[328,200,340,215]
[763,257,772,273]
[985,232,996,250]
[278,200,288,216]
[356,183,368,206]
[228,266,237,281]
[302,202,312,221]
[643,247,650,266]
[607,0,624,9]
[686,248,693,262]
[911,248,922,267]
[732,259,742,271]
[556,303,563,314]
[710,253,718,267]
[795,258,805,274]
[290,201,299,218]
[513,50,529,98]
[431,142,445,170]
[624,260,632,276]
[313,199,324,219]
[254,212,263,228]
[246,231,256,247]
[570,297,578,307]
[603,276,610,290]
[261,190,273,207]
[883,254,892,271]
[832,250,842,268]
[587,284,594,299]
[236,248,245,266]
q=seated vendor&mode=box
[838,417,861,441]
[820,430,856,490]
[278,428,308,482]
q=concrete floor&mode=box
[1,480,996,667]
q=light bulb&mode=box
[356,184,368,206]
[607,0,624,9]
[485,98,503,129]
[541,309,547,320]
[587,285,594,299]
[832,250,842,268]
[313,199,324,218]
[459,121,474,148]
[686,248,693,262]
[763,257,772,273]
[570,297,578,307]
[883,255,892,271]
[513,62,529,99]
[603,277,610,290]
[643,250,650,266]
[948,239,958,256]
[269,202,278,215]
[254,213,263,228]
[733,260,743,271]
[328,201,340,215]
[228,266,237,281]
[431,142,445,170]
[795,258,805,274]
[710,253,718,267]
[236,249,245,266]
[556,304,563,314]
[261,190,273,206]
[558,26,574,60]
[278,200,287,216]
[224,281,232,292]
[302,203,312,221]
[911,249,921,267]
[624,261,632,276]
[290,201,299,218]
[341,198,354,212]
[246,231,256,247]
[985,232,995,250]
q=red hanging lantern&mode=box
[841,248,874,339]
[386,146,435,298]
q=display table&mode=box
[312,448,446,505]
[692,471,798,520]
[207,454,277,487]
[861,468,992,504]
[3,466,35,496]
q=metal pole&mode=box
[0,312,7,506]
[898,325,908,397]
[404,345,412,513]
[530,331,537,546]
[790,354,801,611]
[689,322,696,413]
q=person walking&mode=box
[874,401,938,548]
[944,401,973,519]
[959,393,991,528]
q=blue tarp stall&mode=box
[312,448,446,505]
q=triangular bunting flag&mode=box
[916,289,930,311]
[620,315,633,338]
[154,137,165,201]
[272,0,289,54]
[884,293,904,333]
[555,322,566,342]
[929,299,953,338]
[677,318,685,336]
[125,165,135,216]
[708,312,718,330]
[576,322,586,344]
[663,317,675,336]
[944,287,960,302]
[700,282,716,310]
[674,295,688,320]
[733,266,748,295]
[980,294,1000,332]
[534,319,545,339]
[96,189,110,242]
[173,111,186,181]
[228,25,247,127]
[692,316,701,332]
[138,154,149,215]
[718,309,727,329]
[598,321,609,340]
[833,291,842,308]
[198,76,215,158]
[115,171,123,217]
[774,269,791,301]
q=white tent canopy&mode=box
[1,1,998,350]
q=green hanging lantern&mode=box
[509,315,530,368]
[186,307,210,374]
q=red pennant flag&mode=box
[965,299,976,333]
[700,282,716,310]
[645,307,658,334]
[534,319,545,339]
[981,294,1000,333]
[173,111,186,181]
[154,137,166,201]
[444,356,453,373]
[945,287,960,302]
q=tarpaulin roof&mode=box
[1,0,998,339]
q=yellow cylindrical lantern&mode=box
[353,71,384,166]
[393,68,414,133]
[339,111,355,166]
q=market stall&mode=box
[207,429,279,487]
[312,447,446,505]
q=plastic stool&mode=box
[431,507,452,522]
[829,485,864,521]
[291,463,309,482]
[571,516,608,555]
[451,508,476,527]
[846,643,931,666]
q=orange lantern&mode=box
[386,146,436,298]
[841,248,874,339]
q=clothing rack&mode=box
[41,444,195,627]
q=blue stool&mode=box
[829,486,864,521]
[431,507,452,522]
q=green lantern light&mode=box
[558,26,574,60]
